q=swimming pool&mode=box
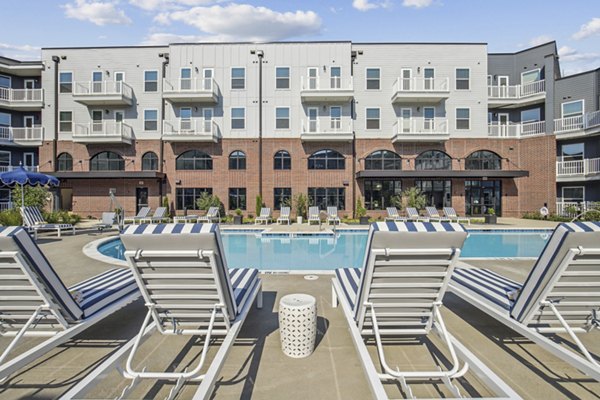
[97,229,552,271]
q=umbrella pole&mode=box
[21,183,24,208]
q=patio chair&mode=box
[443,207,471,225]
[450,221,600,381]
[327,206,340,225]
[405,207,428,222]
[385,207,407,222]
[331,222,519,398]
[0,226,139,382]
[277,206,291,225]
[255,207,272,225]
[65,223,263,399]
[95,212,116,232]
[123,207,151,225]
[198,206,220,223]
[173,214,199,223]
[308,206,320,225]
[19,206,75,239]
[425,206,452,222]
[139,207,170,223]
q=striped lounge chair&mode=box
[277,206,291,225]
[139,206,170,223]
[405,207,428,222]
[331,222,519,399]
[425,206,451,222]
[198,206,220,223]
[327,206,340,225]
[0,226,139,382]
[255,207,272,225]
[385,207,407,222]
[450,222,600,382]
[443,207,471,225]
[19,206,75,239]
[123,206,151,225]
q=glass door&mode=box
[114,72,124,93]
[401,68,412,91]
[465,180,502,216]
[180,68,192,90]
[203,69,213,90]
[24,116,34,140]
[401,108,411,133]
[92,71,103,93]
[136,187,149,213]
[203,108,213,133]
[180,107,192,131]
[330,67,341,89]
[330,106,341,131]
[91,110,103,134]
[308,108,318,132]
[115,111,124,134]
[24,79,35,101]
[423,68,434,90]
[307,67,318,90]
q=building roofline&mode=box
[557,66,600,80]
[41,45,167,51]
[0,56,43,66]
[488,41,557,56]
[353,42,487,46]
[42,41,352,51]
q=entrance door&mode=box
[136,187,149,213]
[59,188,73,211]
[465,180,502,216]
[308,108,318,132]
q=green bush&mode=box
[522,211,570,222]
[0,209,23,226]
[43,210,82,225]
[401,187,427,210]
[294,193,308,219]
[355,199,367,218]
[196,192,225,218]
[255,195,263,217]
[11,186,50,208]
[162,196,170,217]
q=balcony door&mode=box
[92,110,103,134]
[114,72,125,92]
[401,68,412,91]
[180,68,192,91]
[23,116,34,140]
[330,67,341,89]
[24,152,35,171]
[115,111,124,134]
[400,108,412,133]
[423,107,435,131]
[180,107,192,131]
[330,106,341,131]
[498,76,509,97]
[307,67,318,90]
[423,68,435,90]
[24,79,35,100]
[92,71,103,93]
[498,113,509,136]
[203,69,213,90]
[308,108,318,132]
[203,108,213,133]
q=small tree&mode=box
[255,195,263,217]
[162,196,170,217]
[390,194,403,209]
[11,186,50,208]
[294,193,308,219]
[401,187,427,210]
[356,198,367,218]
[196,192,225,218]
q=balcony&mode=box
[391,77,450,104]
[392,117,449,142]
[162,118,219,142]
[554,110,600,138]
[0,87,44,110]
[0,126,44,146]
[556,201,598,217]
[556,157,600,182]
[0,165,39,172]
[488,80,546,108]
[73,121,133,144]
[487,121,546,138]
[300,76,353,103]
[162,78,218,103]
[73,81,134,106]
[300,117,353,142]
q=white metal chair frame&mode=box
[277,207,291,225]
[20,206,75,239]
[139,207,170,224]
[405,208,429,222]
[327,207,341,225]
[384,207,408,222]
[443,207,471,225]
[255,208,272,225]
[425,207,452,223]
[308,207,320,225]
[197,207,220,223]
[123,207,152,225]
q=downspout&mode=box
[351,51,357,218]
[51,56,60,172]
[159,53,169,205]
[251,49,264,199]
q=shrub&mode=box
[356,198,367,218]
[294,193,308,219]
[162,196,170,217]
[522,211,570,222]
[196,192,225,218]
[0,209,23,226]
[401,187,427,210]
[255,195,263,217]
[43,210,82,225]
[11,186,50,208]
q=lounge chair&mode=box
[19,206,75,239]
[331,222,519,398]
[64,223,262,399]
[0,226,139,382]
[443,207,471,225]
[385,207,407,222]
[405,207,428,222]
[123,206,151,225]
[327,206,340,225]
[450,221,600,381]
[198,206,220,223]
[139,206,170,223]
[255,207,272,225]
[173,214,199,223]
[277,206,291,225]
[425,206,451,222]
[308,206,320,225]
[95,212,116,232]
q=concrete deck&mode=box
[0,230,598,399]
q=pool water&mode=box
[98,230,552,271]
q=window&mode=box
[142,152,158,171]
[562,100,584,118]
[561,143,584,161]
[59,111,72,133]
[562,186,584,202]
[176,150,212,170]
[0,112,10,127]
[364,180,402,210]
[276,107,290,129]
[176,188,212,210]
[144,70,158,92]
[456,108,470,130]
[455,68,470,90]
[308,149,345,170]
[229,150,246,170]
[415,180,452,209]
[231,67,245,89]
[308,188,345,210]
[144,109,158,131]
[465,150,502,170]
[366,108,380,130]
[276,67,290,89]
[415,150,452,170]
[521,108,541,122]
[57,153,73,171]
[274,150,291,170]
[0,75,10,88]
[521,69,541,84]
[366,68,380,90]
[231,108,245,129]
[229,188,247,210]
[0,151,10,168]
[180,68,192,90]
[274,188,292,210]
[59,72,72,93]
[90,151,124,171]
[365,150,401,170]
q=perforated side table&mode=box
[278,294,317,358]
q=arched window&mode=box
[308,149,345,170]
[229,150,246,170]
[365,150,401,170]
[176,150,212,170]
[141,152,158,171]
[57,152,73,171]
[90,151,124,171]
[415,150,452,170]
[465,150,502,170]
[274,150,291,170]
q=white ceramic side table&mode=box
[278,293,317,358]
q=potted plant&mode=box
[485,208,497,224]
[233,209,243,225]
[356,199,369,225]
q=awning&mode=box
[355,170,529,179]
[53,171,166,180]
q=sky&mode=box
[1,0,600,75]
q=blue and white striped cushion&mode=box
[121,222,217,235]
[452,268,521,312]
[229,268,259,309]
[335,268,361,309]
[36,223,73,230]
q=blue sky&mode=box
[1,0,600,75]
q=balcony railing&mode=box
[488,80,545,99]
[74,80,133,98]
[73,121,133,143]
[393,77,449,93]
[394,117,448,135]
[302,117,353,134]
[300,76,353,91]
[0,165,39,172]
[556,157,600,177]
[556,201,599,217]
[0,87,44,108]
[554,110,600,134]
[162,118,218,141]
[164,77,215,93]
[488,121,546,138]
[0,126,44,145]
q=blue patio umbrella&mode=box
[0,166,60,208]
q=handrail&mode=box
[554,110,600,133]
[73,81,133,98]
[301,117,353,133]
[300,75,353,91]
[487,121,546,138]
[392,77,449,93]
[393,117,448,134]
[73,121,133,138]
[0,87,44,102]
[163,118,217,135]
[488,79,545,99]
[163,77,215,92]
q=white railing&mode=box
[0,201,12,211]
[556,201,599,217]
[0,87,44,103]
[0,126,44,142]
[488,80,545,99]
[392,77,449,93]
[488,121,546,138]
[73,121,133,139]
[73,81,133,98]
[554,110,600,134]
[556,157,600,177]
[163,78,215,92]
[300,76,353,91]
[0,165,39,172]
[393,117,448,135]
[163,118,218,136]
[302,117,353,134]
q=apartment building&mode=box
[35,41,571,218]
[0,57,44,209]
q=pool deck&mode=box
[1,228,599,399]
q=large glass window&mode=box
[90,151,124,171]
[142,151,158,170]
[231,67,245,89]
[276,67,290,89]
[59,111,72,133]
[465,180,502,216]
[415,150,452,170]
[562,186,584,202]
[276,107,290,129]
[231,108,245,129]
[229,150,246,170]
[176,188,212,210]
[59,72,72,93]
[465,150,502,170]
[415,180,451,209]
[366,108,380,130]
[560,143,584,161]
[0,75,10,88]
[57,152,73,171]
[562,100,584,118]
[521,69,541,84]
[176,150,212,170]
[144,109,158,131]
[521,108,541,122]
[364,150,401,170]
[308,188,345,210]
[0,112,10,127]
[274,150,291,170]
[456,108,470,130]
[366,68,380,90]
[274,188,292,210]
[144,70,158,92]
[229,188,247,210]
[364,180,402,210]
[455,68,470,90]
[308,149,345,170]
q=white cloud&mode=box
[156,4,322,42]
[0,43,41,60]
[558,45,600,62]
[130,0,220,11]
[572,17,600,40]
[352,0,391,11]
[402,0,433,8]
[63,0,132,26]
[141,32,207,45]
[528,35,553,47]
